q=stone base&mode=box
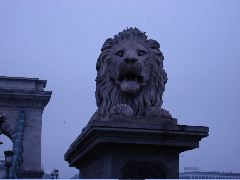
[65,116,208,179]
[21,170,44,179]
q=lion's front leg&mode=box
[145,107,172,118]
[110,104,134,117]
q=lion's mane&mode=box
[95,28,168,117]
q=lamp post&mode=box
[4,150,14,179]
[55,169,59,179]
[51,169,59,179]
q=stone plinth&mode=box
[65,116,208,179]
[0,76,52,179]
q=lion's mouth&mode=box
[119,72,144,83]
[117,70,145,94]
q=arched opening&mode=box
[0,134,13,178]
[121,160,167,179]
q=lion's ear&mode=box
[148,39,160,49]
[148,39,164,60]
[101,38,114,51]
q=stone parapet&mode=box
[0,76,47,91]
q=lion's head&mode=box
[95,28,169,118]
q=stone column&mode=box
[0,76,52,179]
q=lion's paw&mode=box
[146,107,172,118]
[110,104,133,117]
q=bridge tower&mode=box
[0,76,51,178]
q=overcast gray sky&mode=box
[0,0,240,178]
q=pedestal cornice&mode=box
[65,116,209,168]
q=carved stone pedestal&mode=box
[65,116,208,179]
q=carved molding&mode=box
[0,89,52,108]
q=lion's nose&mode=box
[124,58,138,64]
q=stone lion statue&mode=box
[95,27,171,119]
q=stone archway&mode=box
[0,76,51,178]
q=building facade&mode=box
[180,170,240,179]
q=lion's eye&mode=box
[138,50,146,56]
[116,50,124,57]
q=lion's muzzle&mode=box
[116,62,146,94]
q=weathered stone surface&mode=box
[0,76,51,179]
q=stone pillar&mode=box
[65,116,208,179]
[0,76,52,179]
